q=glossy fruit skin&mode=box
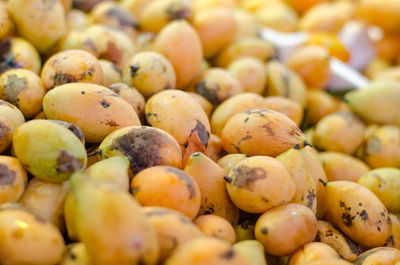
[43,83,141,143]
[41,50,103,90]
[353,247,400,265]
[154,20,202,90]
[315,220,362,262]
[194,214,236,244]
[0,204,65,265]
[226,156,295,213]
[8,0,66,54]
[288,242,339,265]
[358,167,400,213]
[0,100,25,154]
[221,108,306,157]
[131,166,201,220]
[143,206,204,262]
[324,181,392,248]
[255,203,318,256]
[145,90,211,147]
[123,51,176,98]
[193,8,237,58]
[98,126,182,175]
[320,152,370,182]
[0,69,46,118]
[164,237,250,265]
[0,156,27,204]
[13,120,87,182]
[184,152,239,225]
[314,111,366,155]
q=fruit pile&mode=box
[0,0,400,264]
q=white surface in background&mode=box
[259,26,374,90]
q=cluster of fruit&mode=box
[0,0,400,264]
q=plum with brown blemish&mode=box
[131,166,200,220]
[221,108,306,156]
[0,203,65,265]
[164,237,250,265]
[255,203,317,256]
[0,156,27,204]
[143,206,203,262]
[98,126,182,175]
[189,68,243,106]
[145,90,210,148]
[0,37,41,75]
[0,99,24,154]
[8,0,66,54]
[43,83,141,143]
[225,156,295,213]
[12,120,87,182]
[41,50,103,90]
[123,51,176,98]
[0,69,46,118]
[323,180,391,248]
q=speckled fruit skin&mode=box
[12,120,87,182]
[43,83,141,143]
